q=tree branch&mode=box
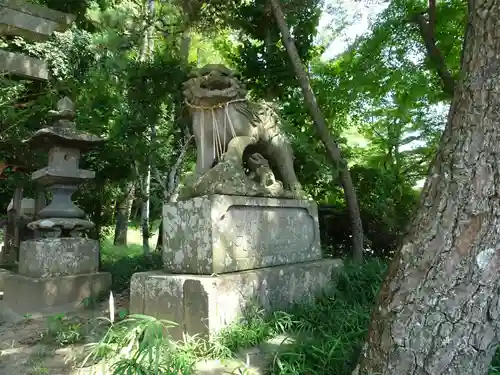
[166,134,193,199]
[428,0,437,35]
[408,6,455,97]
[153,134,193,201]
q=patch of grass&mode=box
[263,259,386,375]
[43,313,84,346]
[100,238,162,292]
[490,351,500,375]
[82,259,388,375]
[82,314,198,375]
[207,302,278,359]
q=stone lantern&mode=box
[0,0,75,275]
[2,97,111,318]
[27,97,100,237]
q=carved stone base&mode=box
[2,272,110,318]
[19,238,99,278]
[163,195,322,274]
[27,218,94,238]
[130,259,342,340]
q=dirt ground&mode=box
[0,292,130,375]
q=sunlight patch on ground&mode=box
[126,227,159,248]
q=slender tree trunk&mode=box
[89,181,105,241]
[132,200,140,223]
[154,135,192,251]
[12,187,22,260]
[1,187,22,265]
[269,0,364,262]
[180,30,191,62]
[354,2,500,374]
[141,169,151,254]
[139,0,155,255]
[155,219,163,251]
[114,183,134,246]
[155,29,192,252]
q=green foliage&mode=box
[266,260,386,374]
[0,0,465,253]
[490,352,500,375]
[221,0,323,99]
[1,0,192,232]
[80,259,387,375]
[44,313,84,346]
[214,303,275,356]
[319,165,419,259]
[100,240,163,292]
[82,314,197,375]
[350,165,419,231]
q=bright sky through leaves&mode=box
[319,0,388,60]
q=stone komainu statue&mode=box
[182,64,304,197]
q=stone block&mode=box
[163,195,322,274]
[0,0,75,41]
[0,49,48,80]
[2,271,111,316]
[18,238,99,278]
[0,268,11,293]
[130,258,341,340]
[7,197,35,220]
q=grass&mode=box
[86,228,500,374]
[89,238,387,375]
[100,232,163,293]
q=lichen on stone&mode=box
[178,136,300,200]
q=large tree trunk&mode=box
[269,0,364,262]
[354,2,500,374]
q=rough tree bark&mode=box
[354,2,500,374]
[269,0,364,262]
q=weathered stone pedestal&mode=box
[3,238,110,316]
[130,195,342,340]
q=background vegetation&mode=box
[2,0,455,259]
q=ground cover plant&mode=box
[2,230,500,374]
[88,241,500,374]
[78,256,389,375]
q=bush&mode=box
[319,165,420,260]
